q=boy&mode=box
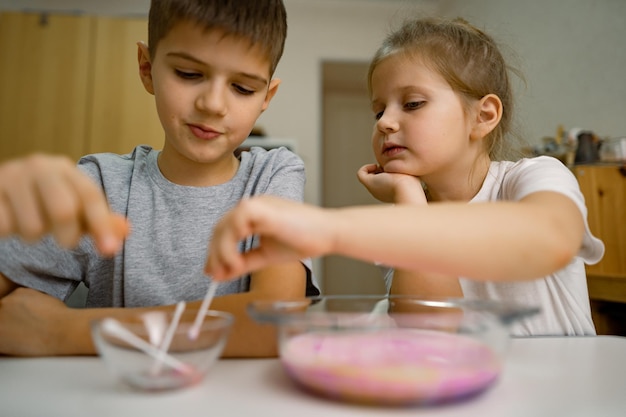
[0,0,317,357]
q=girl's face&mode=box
[369,53,481,185]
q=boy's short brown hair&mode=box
[148,0,287,75]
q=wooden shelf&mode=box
[587,274,626,303]
[574,164,626,335]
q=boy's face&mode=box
[138,20,279,172]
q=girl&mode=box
[205,17,604,336]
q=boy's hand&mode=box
[0,287,73,356]
[357,163,426,204]
[0,154,129,255]
[205,196,333,281]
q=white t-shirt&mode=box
[382,156,604,336]
[459,156,604,336]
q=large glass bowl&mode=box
[248,295,539,406]
[91,308,233,391]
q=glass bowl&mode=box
[248,295,539,406]
[91,308,233,391]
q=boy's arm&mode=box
[0,262,306,357]
[209,261,307,358]
[0,286,145,356]
[0,154,129,255]
[0,272,17,298]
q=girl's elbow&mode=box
[553,245,578,271]
[548,232,582,272]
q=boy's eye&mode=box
[405,101,425,110]
[233,84,255,95]
[175,69,201,80]
[374,110,384,120]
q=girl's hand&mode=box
[205,196,335,281]
[357,163,427,205]
[0,154,129,255]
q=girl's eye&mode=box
[374,110,384,120]
[405,101,425,110]
[175,69,201,80]
[233,84,255,95]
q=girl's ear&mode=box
[470,94,502,141]
[137,41,155,95]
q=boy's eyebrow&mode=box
[166,51,269,85]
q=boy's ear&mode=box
[137,41,155,95]
[260,78,281,112]
[470,94,502,141]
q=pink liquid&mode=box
[281,329,501,405]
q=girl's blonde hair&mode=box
[368,17,524,161]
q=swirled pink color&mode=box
[281,329,501,405]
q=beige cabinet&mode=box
[88,16,163,155]
[574,164,626,335]
[0,12,93,160]
[575,165,626,281]
[0,11,162,162]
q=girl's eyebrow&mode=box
[371,85,427,103]
[165,51,269,86]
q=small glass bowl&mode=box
[248,295,539,406]
[91,308,233,391]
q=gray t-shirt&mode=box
[0,145,318,307]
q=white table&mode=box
[1,336,625,417]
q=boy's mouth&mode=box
[189,123,221,140]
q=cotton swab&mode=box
[151,301,186,375]
[143,311,167,346]
[188,280,219,340]
[101,318,192,374]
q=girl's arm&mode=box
[391,270,463,298]
[206,191,584,283]
[358,165,463,297]
[332,191,583,281]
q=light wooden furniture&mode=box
[0,12,93,160]
[88,16,164,155]
[0,11,162,162]
[573,164,626,335]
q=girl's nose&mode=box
[196,83,227,116]
[376,111,399,133]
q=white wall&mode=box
[259,0,435,204]
[2,0,625,205]
[271,0,626,204]
[437,0,626,156]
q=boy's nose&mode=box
[196,84,227,116]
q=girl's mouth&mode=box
[382,144,407,157]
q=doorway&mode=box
[321,60,387,295]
